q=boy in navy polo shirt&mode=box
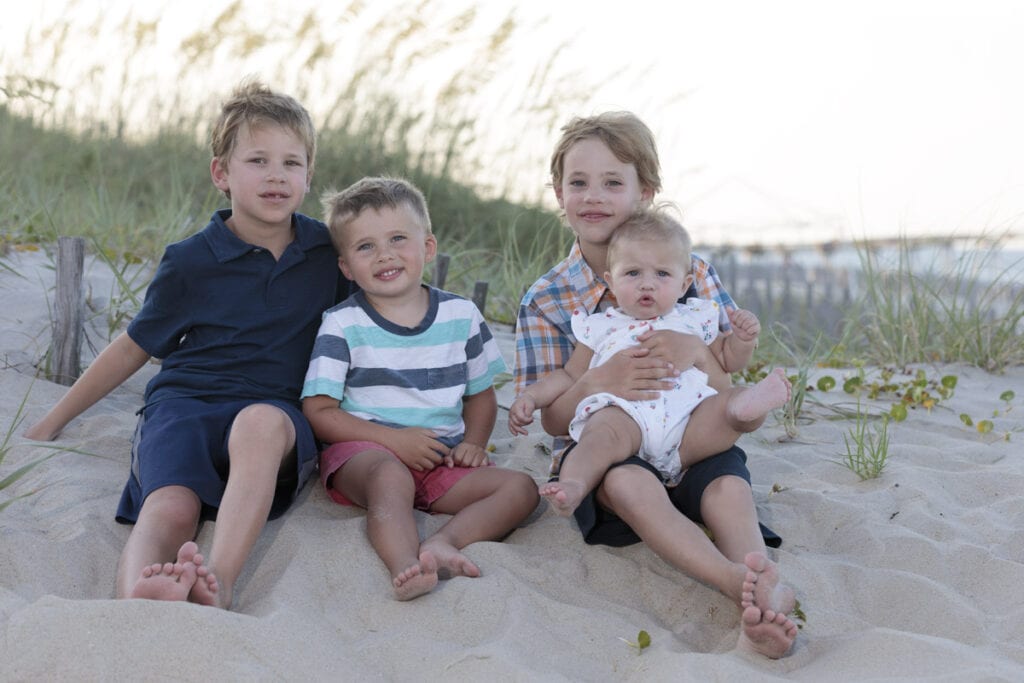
[26,80,354,610]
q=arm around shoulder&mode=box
[24,331,151,441]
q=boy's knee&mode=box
[234,403,290,433]
[140,486,201,534]
[703,474,752,503]
[508,471,540,505]
[599,465,648,503]
[230,403,295,453]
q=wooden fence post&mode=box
[52,236,85,386]
[432,253,450,290]
[472,281,488,314]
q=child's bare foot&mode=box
[189,563,222,608]
[539,479,587,516]
[174,541,222,608]
[129,561,197,601]
[420,539,481,580]
[393,551,439,601]
[737,605,798,659]
[729,368,791,423]
[741,551,796,614]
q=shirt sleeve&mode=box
[126,249,191,359]
[690,253,736,333]
[465,306,508,396]
[300,311,350,401]
[513,291,575,396]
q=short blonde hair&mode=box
[210,80,317,187]
[550,111,662,194]
[321,176,431,251]
[607,205,692,273]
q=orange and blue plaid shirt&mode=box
[513,240,736,466]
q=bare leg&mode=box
[700,475,797,658]
[597,465,749,602]
[599,467,797,658]
[540,407,640,515]
[725,368,791,427]
[334,449,436,601]
[194,404,296,608]
[676,370,790,470]
[737,553,798,658]
[117,485,201,600]
[426,467,538,578]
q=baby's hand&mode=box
[728,308,761,342]
[508,394,537,436]
[390,427,450,471]
[450,441,490,468]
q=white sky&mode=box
[4,0,1023,247]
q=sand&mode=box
[2,247,1023,681]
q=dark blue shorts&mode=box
[557,443,782,548]
[116,397,317,524]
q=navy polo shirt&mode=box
[127,209,354,407]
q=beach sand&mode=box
[2,248,1023,681]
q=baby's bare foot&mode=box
[737,605,798,659]
[741,551,795,614]
[393,551,439,601]
[539,479,587,516]
[730,368,792,423]
[129,561,197,602]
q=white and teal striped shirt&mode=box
[301,287,507,440]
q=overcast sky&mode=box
[5,0,1022,247]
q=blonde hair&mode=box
[549,111,662,194]
[321,176,431,250]
[210,79,317,192]
[607,205,692,273]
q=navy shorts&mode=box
[116,397,318,524]
[557,443,782,548]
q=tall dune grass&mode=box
[2,1,1021,368]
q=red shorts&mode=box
[319,440,486,511]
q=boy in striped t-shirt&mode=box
[301,177,539,601]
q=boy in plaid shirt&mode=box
[513,112,798,658]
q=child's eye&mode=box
[391,234,407,243]
[356,243,373,252]
[657,270,671,277]
[568,179,586,188]
[249,157,266,165]
[606,179,623,187]
[625,269,640,277]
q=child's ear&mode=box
[424,233,438,262]
[338,255,354,280]
[640,186,655,202]
[553,183,565,209]
[210,157,229,192]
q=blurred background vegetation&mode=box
[2,0,1022,369]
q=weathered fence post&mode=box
[472,281,488,314]
[51,236,85,385]
[432,253,450,289]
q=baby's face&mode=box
[605,240,691,320]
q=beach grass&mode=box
[2,0,1021,373]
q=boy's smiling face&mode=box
[211,121,311,234]
[555,136,652,250]
[337,203,437,305]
